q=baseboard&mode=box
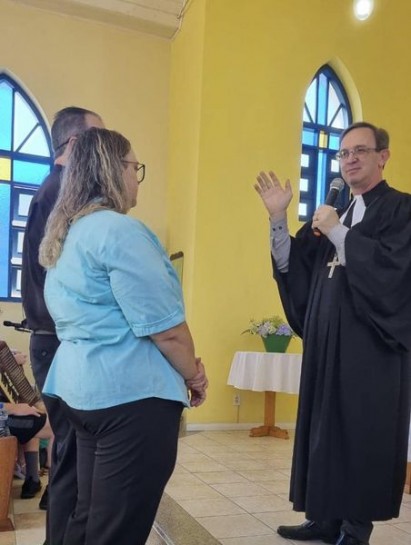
[186,422,296,432]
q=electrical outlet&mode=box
[233,394,241,406]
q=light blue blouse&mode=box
[43,210,189,410]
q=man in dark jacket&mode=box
[21,106,104,545]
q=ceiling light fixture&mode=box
[353,0,374,21]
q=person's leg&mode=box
[30,334,77,545]
[62,428,96,545]
[339,520,373,544]
[67,398,183,545]
[21,438,42,498]
[35,420,54,511]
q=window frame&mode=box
[0,73,52,301]
[298,65,352,222]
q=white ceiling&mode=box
[12,0,188,39]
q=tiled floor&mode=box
[2,430,411,545]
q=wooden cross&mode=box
[327,254,341,278]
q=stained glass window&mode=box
[299,65,352,221]
[0,73,52,301]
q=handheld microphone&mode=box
[313,177,345,236]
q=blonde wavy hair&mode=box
[39,128,131,268]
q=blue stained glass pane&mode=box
[327,84,340,125]
[331,158,340,173]
[20,126,50,157]
[302,128,317,146]
[14,93,37,151]
[329,134,340,150]
[13,160,50,186]
[0,183,11,297]
[0,81,13,151]
[305,78,317,122]
[318,74,327,125]
[316,151,326,208]
[332,108,346,129]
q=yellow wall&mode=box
[0,0,171,362]
[169,0,411,425]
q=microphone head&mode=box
[329,177,345,192]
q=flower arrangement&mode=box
[243,315,295,338]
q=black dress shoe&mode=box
[336,532,369,545]
[21,477,42,499]
[277,520,340,543]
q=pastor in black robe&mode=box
[274,180,411,522]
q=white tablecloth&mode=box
[227,351,302,394]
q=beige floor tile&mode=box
[208,453,255,464]
[231,495,290,514]
[197,513,273,538]
[15,527,46,545]
[196,471,249,485]
[179,460,229,473]
[223,460,270,471]
[220,535,298,545]
[371,523,411,544]
[254,509,307,530]
[165,482,222,501]
[179,435,223,448]
[177,497,246,517]
[177,451,213,463]
[0,532,15,545]
[12,499,43,516]
[236,469,288,482]
[394,506,411,523]
[193,446,240,456]
[401,493,411,504]
[258,481,291,495]
[391,521,411,534]
[13,513,45,531]
[167,471,205,486]
[211,482,272,498]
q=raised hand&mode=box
[254,170,293,220]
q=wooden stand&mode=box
[0,435,17,531]
[405,462,411,494]
[249,391,289,439]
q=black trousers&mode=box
[63,397,183,545]
[318,519,374,542]
[30,333,77,545]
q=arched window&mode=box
[0,73,52,301]
[298,65,352,221]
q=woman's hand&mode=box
[186,358,208,407]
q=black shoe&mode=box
[336,533,369,545]
[39,485,48,510]
[277,520,339,543]
[21,477,42,499]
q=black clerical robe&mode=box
[274,181,411,521]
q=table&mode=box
[227,351,302,439]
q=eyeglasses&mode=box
[335,146,379,161]
[54,138,71,153]
[122,160,146,184]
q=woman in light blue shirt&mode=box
[39,128,208,545]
